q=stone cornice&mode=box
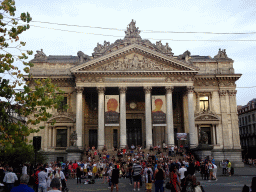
[195,74,241,81]
[24,75,74,81]
[71,44,198,73]
[73,71,197,76]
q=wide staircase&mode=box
[81,148,184,162]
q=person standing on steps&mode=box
[110,165,119,192]
[154,164,165,192]
[132,161,142,191]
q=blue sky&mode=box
[11,0,256,105]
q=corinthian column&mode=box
[76,87,83,148]
[144,86,152,149]
[187,86,197,148]
[166,86,174,147]
[119,87,127,148]
[229,90,240,149]
[97,87,105,150]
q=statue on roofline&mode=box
[34,49,47,59]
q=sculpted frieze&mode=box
[76,77,105,83]
[218,81,235,87]
[165,76,193,82]
[195,80,236,87]
[32,63,74,69]
[92,54,176,71]
[195,80,218,87]
[54,81,75,87]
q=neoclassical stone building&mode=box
[27,20,243,166]
[238,98,256,159]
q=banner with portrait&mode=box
[177,133,187,140]
[152,95,166,126]
[105,95,119,125]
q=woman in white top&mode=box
[47,170,53,191]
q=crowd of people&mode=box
[0,144,246,192]
[244,158,256,167]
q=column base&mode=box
[98,145,104,150]
[212,149,244,167]
[66,146,82,162]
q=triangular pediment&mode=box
[71,44,198,74]
[47,113,75,123]
[195,111,220,122]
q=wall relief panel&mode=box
[90,54,178,71]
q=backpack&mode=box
[147,170,152,183]
[186,181,195,192]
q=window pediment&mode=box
[47,112,75,123]
[195,111,220,123]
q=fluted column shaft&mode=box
[97,87,105,150]
[76,87,83,148]
[144,87,152,149]
[119,87,127,148]
[166,86,174,147]
[187,86,197,148]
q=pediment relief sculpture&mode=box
[195,111,220,121]
[47,112,75,123]
[90,54,178,71]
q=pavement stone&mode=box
[13,164,254,192]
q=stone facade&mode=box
[26,20,243,167]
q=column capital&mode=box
[119,87,127,94]
[219,90,228,97]
[76,87,84,93]
[187,86,194,94]
[143,86,152,94]
[165,86,174,93]
[97,87,105,94]
[228,90,237,96]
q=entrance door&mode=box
[113,129,118,149]
[89,129,98,149]
[126,119,142,148]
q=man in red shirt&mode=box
[72,161,78,175]
[32,167,40,192]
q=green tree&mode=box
[0,0,65,165]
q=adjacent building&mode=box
[238,98,256,159]
[26,20,243,166]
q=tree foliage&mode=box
[0,0,65,164]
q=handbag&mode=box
[165,182,172,190]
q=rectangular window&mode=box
[56,129,67,147]
[245,117,248,125]
[248,115,251,123]
[199,96,209,111]
[58,97,68,112]
[252,114,255,122]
